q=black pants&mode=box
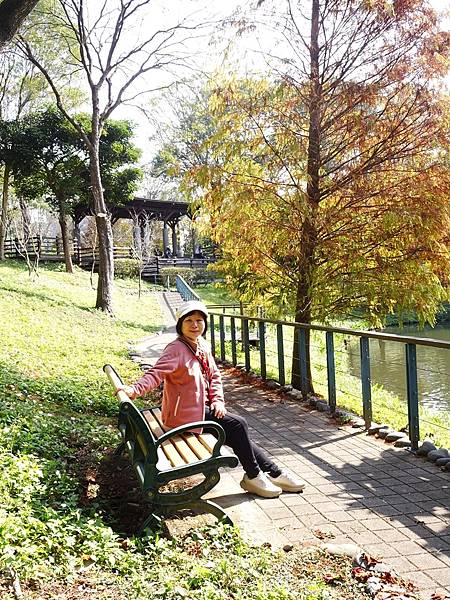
[204,407,281,479]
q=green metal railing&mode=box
[208,311,450,452]
[175,275,201,301]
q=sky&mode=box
[95,0,450,173]
[90,0,246,167]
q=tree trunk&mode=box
[89,138,114,313]
[306,0,321,207]
[290,0,321,395]
[0,164,11,261]
[19,196,31,241]
[132,213,142,254]
[0,0,40,50]
[95,209,114,313]
[291,275,314,395]
[56,196,74,273]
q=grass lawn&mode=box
[193,283,238,306]
[0,260,375,600]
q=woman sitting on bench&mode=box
[117,300,306,498]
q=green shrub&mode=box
[114,258,141,279]
[160,266,195,287]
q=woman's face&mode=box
[181,311,205,342]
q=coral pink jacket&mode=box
[132,336,224,432]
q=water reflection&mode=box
[346,323,450,413]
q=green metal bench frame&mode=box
[104,364,238,532]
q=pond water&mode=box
[346,322,450,414]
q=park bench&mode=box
[103,364,238,531]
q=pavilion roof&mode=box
[74,197,191,225]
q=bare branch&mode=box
[16,37,92,149]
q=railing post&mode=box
[230,317,237,366]
[360,337,372,428]
[298,328,308,399]
[405,343,420,451]
[219,315,226,362]
[326,331,337,412]
[277,323,285,386]
[210,314,215,357]
[242,318,250,372]
[259,321,266,380]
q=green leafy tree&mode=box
[150,83,223,256]
[0,1,84,259]
[13,108,142,272]
[0,52,47,258]
[151,84,218,183]
[95,119,142,208]
[0,119,24,259]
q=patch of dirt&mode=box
[164,509,217,538]
[0,574,127,600]
[74,442,208,537]
[273,546,415,600]
[76,449,149,536]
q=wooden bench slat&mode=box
[183,433,212,460]
[144,409,204,467]
[151,408,211,460]
[170,436,200,465]
[151,407,216,459]
[143,410,186,468]
[197,433,218,454]
[147,409,202,465]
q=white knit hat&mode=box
[175,300,209,322]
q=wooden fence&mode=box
[4,236,72,262]
[4,236,215,280]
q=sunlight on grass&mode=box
[0,260,371,599]
[0,261,164,407]
[194,283,237,306]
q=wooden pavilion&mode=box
[73,196,192,258]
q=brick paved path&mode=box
[145,291,450,599]
[212,372,450,599]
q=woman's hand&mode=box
[210,400,226,419]
[115,385,137,399]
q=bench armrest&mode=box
[103,363,131,403]
[156,420,226,457]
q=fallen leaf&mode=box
[351,566,371,582]
[358,552,382,569]
[323,572,343,584]
[313,529,335,540]
[379,571,400,584]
